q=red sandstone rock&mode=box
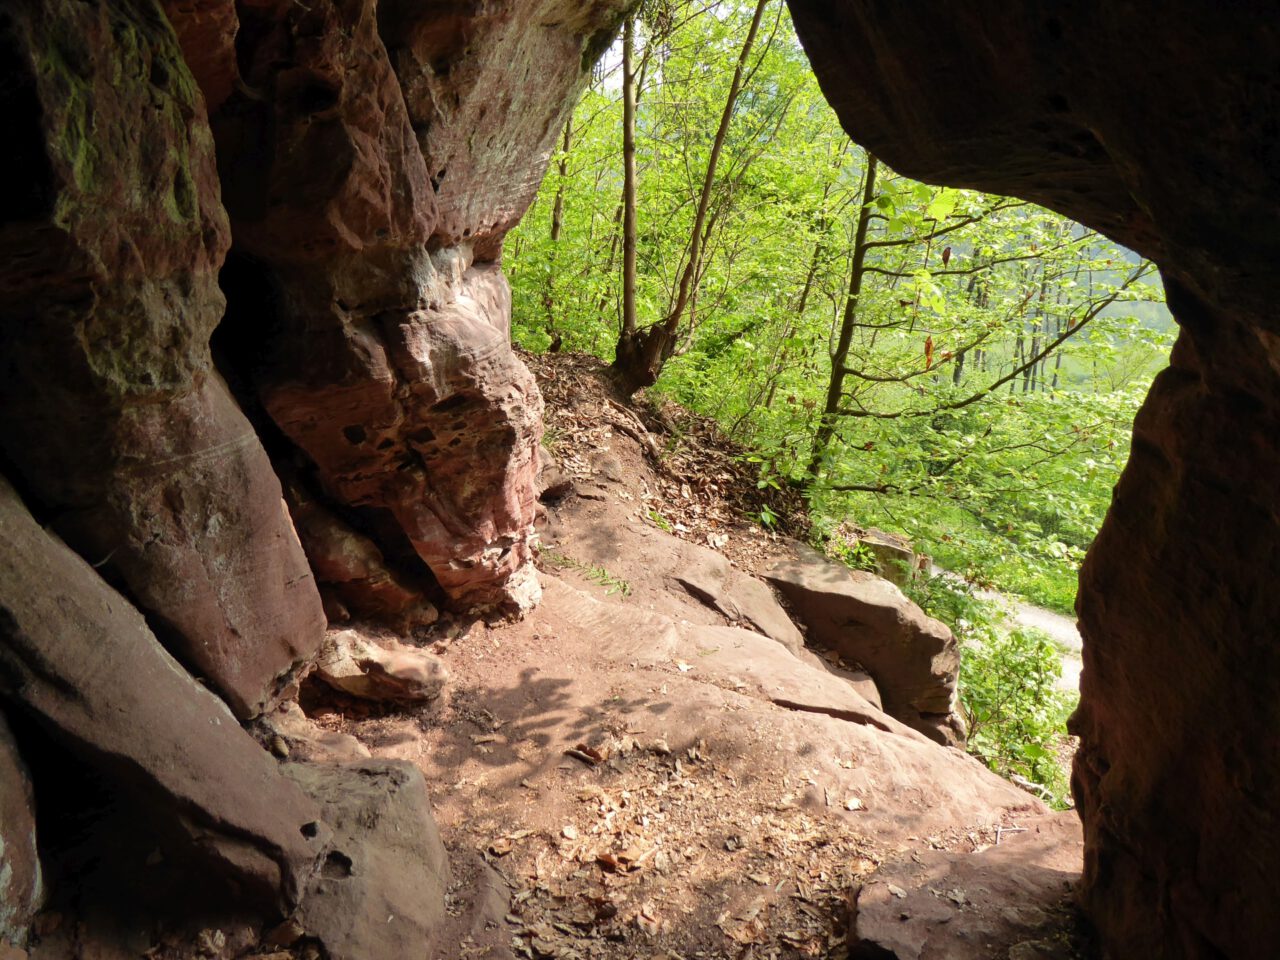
[0,478,323,913]
[0,0,325,719]
[286,480,439,628]
[283,761,450,960]
[766,547,963,746]
[161,0,239,112]
[184,0,624,611]
[849,812,1084,960]
[786,3,1280,955]
[382,0,631,257]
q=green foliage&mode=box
[541,550,633,597]
[509,0,1166,796]
[825,537,880,574]
[907,575,1076,807]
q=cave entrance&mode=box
[499,3,1171,812]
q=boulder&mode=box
[0,714,41,948]
[766,547,962,745]
[313,629,448,704]
[0,478,323,913]
[786,2,1280,953]
[849,812,1083,960]
[283,761,450,960]
[0,0,325,720]
[856,528,917,590]
[261,702,372,766]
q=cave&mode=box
[0,1,1275,959]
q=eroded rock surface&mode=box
[162,0,628,612]
[0,714,41,948]
[286,479,439,629]
[786,2,1280,955]
[0,0,325,720]
[284,761,450,960]
[766,548,962,745]
[0,479,322,913]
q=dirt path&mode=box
[990,596,1083,693]
[932,566,1084,693]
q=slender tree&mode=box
[612,0,772,395]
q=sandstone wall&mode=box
[785,3,1280,956]
[0,0,626,946]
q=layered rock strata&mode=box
[0,478,322,913]
[785,2,1280,956]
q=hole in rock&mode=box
[430,392,473,414]
[321,851,354,879]
[295,81,340,115]
[300,821,320,839]
[342,424,368,445]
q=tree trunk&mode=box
[549,118,572,244]
[619,16,639,346]
[544,117,574,350]
[807,151,879,480]
[612,0,771,395]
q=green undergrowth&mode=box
[904,573,1077,808]
[540,549,633,598]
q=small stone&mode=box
[196,928,226,956]
[264,917,305,948]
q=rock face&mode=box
[162,0,629,612]
[0,714,41,948]
[0,479,323,913]
[849,813,1083,960]
[284,760,450,960]
[1,0,632,946]
[0,0,326,720]
[786,2,1280,956]
[285,480,440,628]
[766,548,962,745]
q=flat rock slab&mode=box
[851,812,1084,960]
[285,761,450,960]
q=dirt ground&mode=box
[294,354,1082,960]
